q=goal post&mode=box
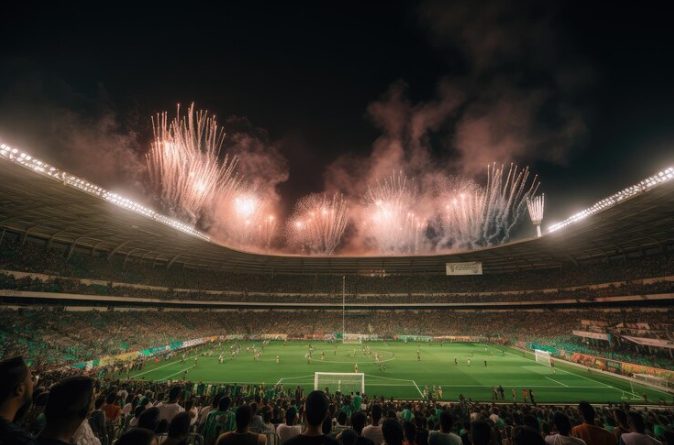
[534,349,552,367]
[314,372,365,394]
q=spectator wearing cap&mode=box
[0,356,35,445]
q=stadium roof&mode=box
[1,145,673,275]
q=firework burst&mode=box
[362,172,426,253]
[147,103,239,221]
[287,193,349,254]
[438,163,540,249]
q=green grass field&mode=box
[127,341,672,404]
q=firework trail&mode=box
[287,193,348,254]
[362,172,426,254]
[147,103,239,221]
[526,193,545,237]
[438,163,539,249]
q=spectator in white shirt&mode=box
[157,386,184,424]
[362,404,384,445]
[545,412,586,445]
[619,412,661,445]
[276,407,302,445]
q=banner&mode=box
[622,336,674,349]
[606,359,622,373]
[397,335,433,342]
[445,262,482,275]
[434,336,487,342]
[621,363,674,380]
[572,330,610,341]
[261,333,288,340]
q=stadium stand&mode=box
[2,355,673,445]
[1,150,674,445]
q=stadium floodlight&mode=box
[0,142,210,241]
[547,166,674,234]
[314,372,365,394]
[526,194,545,238]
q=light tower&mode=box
[527,194,545,237]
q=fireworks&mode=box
[147,103,239,221]
[287,193,349,254]
[145,103,540,254]
[215,188,278,249]
[527,194,545,237]
[438,163,540,249]
[362,172,426,253]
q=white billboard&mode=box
[446,261,483,275]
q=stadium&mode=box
[1,143,673,407]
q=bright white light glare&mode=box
[234,195,258,218]
[0,142,210,241]
[547,166,674,233]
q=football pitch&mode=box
[127,341,672,404]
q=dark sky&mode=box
[1,1,673,229]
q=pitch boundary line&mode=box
[546,376,569,388]
[130,357,189,378]
[160,365,195,381]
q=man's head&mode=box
[382,418,404,445]
[138,407,161,431]
[0,356,33,423]
[552,412,572,436]
[439,411,453,433]
[117,428,157,445]
[168,412,191,440]
[470,421,492,445]
[305,390,329,427]
[523,415,539,432]
[627,412,646,434]
[577,402,595,424]
[351,411,367,434]
[168,386,181,403]
[43,376,94,437]
[235,404,253,432]
[371,403,382,424]
[285,407,297,425]
[613,409,627,427]
[218,396,231,412]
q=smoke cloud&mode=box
[0,68,146,198]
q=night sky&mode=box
[1,1,673,230]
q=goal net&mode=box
[534,349,552,367]
[314,372,365,394]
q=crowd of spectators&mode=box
[1,240,673,298]
[2,272,673,305]
[1,356,672,445]
[0,308,671,371]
